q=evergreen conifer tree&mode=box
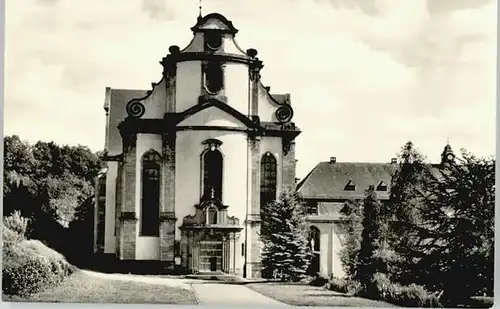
[418,151,494,304]
[354,186,385,296]
[260,191,311,282]
[339,199,363,279]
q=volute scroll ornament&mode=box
[126,100,146,118]
[275,105,294,123]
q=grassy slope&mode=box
[247,282,398,307]
[4,270,198,304]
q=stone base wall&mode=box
[119,218,137,260]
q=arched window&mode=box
[202,149,223,200]
[309,226,320,252]
[141,150,161,236]
[260,152,277,207]
[204,63,224,94]
[205,205,218,225]
[308,226,321,276]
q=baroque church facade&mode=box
[93,12,458,280]
[94,13,299,278]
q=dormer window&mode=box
[204,62,224,94]
[205,31,222,51]
[376,181,388,191]
[344,180,356,191]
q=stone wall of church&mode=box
[224,62,249,116]
[175,61,202,113]
[134,133,162,260]
[257,85,281,123]
[141,79,167,119]
[104,162,118,254]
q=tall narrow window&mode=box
[260,152,277,207]
[203,149,223,200]
[204,63,224,94]
[141,151,161,236]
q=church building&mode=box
[93,13,300,278]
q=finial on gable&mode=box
[198,0,202,21]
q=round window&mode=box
[205,32,222,50]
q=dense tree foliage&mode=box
[416,151,495,304]
[3,135,103,253]
[383,141,434,285]
[354,187,385,295]
[336,141,494,305]
[339,199,363,279]
[260,191,312,282]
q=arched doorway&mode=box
[308,226,320,276]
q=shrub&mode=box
[308,275,329,287]
[372,273,442,307]
[2,239,74,297]
[3,226,24,248]
[3,211,29,248]
[3,211,29,236]
[325,276,362,296]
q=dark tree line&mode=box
[339,142,494,306]
[3,135,104,264]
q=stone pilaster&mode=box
[228,233,235,274]
[247,51,263,119]
[115,162,123,255]
[164,59,177,113]
[180,230,189,270]
[160,133,176,265]
[328,223,334,276]
[93,175,100,253]
[245,135,262,278]
[282,140,296,192]
[249,136,261,215]
[234,233,243,276]
[118,137,138,260]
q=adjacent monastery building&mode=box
[94,13,299,278]
[296,144,456,279]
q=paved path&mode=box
[191,283,288,306]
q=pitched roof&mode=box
[297,162,398,200]
[297,161,447,201]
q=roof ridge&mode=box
[110,87,147,92]
[319,161,395,164]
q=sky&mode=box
[5,0,497,178]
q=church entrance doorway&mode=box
[199,240,223,272]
